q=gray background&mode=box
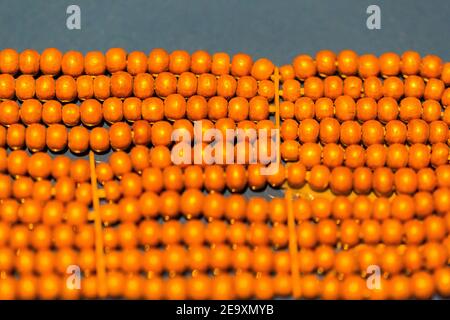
[0,0,449,65]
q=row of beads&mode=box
[281,143,448,170]
[281,75,450,102]
[281,50,449,81]
[0,48,272,78]
[281,97,450,123]
[0,97,271,126]
[0,72,273,101]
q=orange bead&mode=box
[180,189,203,219]
[19,49,40,75]
[188,245,210,272]
[236,76,257,99]
[298,118,319,143]
[251,58,274,80]
[340,121,361,146]
[434,267,450,297]
[360,219,381,244]
[148,48,170,73]
[316,50,337,76]
[184,95,207,121]
[188,274,211,300]
[149,145,172,169]
[321,274,340,300]
[15,75,35,101]
[211,52,230,75]
[297,221,317,249]
[164,94,186,120]
[61,103,80,126]
[404,75,425,98]
[316,219,338,245]
[297,143,319,169]
[383,77,404,100]
[421,54,443,78]
[343,76,363,99]
[151,120,172,146]
[56,75,77,102]
[258,79,275,100]
[132,73,154,99]
[231,53,253,77]
[125,51,146,75]
[364,76,383,100]
[140,98,163,122]
[93,75,111,100]
[335,250,357,275]
[111,71,133,98]
[411,271,435,299]
[0,100,20,125]
[214,75,236,99]
[358,54,380,78]
[84,51,105,75]
[423,242,448,270]
[175,72,196,98]
[362,120,384,146]
[206,96,227,120]
[337,50,358,75]
[49,156,69,179]
[292,54,316,80]
[77,75,94,100]
[248,222,270,246]
[100,97,122,124]
[70,159,90,183]
[27,152,52,179]
[42,100,62,125]
[40,48,62,75]
[26,123,46,152]
[340,219,361,247]
[122,97,142,122]
[322,143,344,168]
[300,274,321,299]
[80,99,102,126]
[332,95,354,121]
[324,76,343,99]
[0,74,15,99]
[309,165,331,191]
[329,166,352,194]
[379,52,400,76]
[169,50,190,74]
[377,97,399,123]
[225,164,247,192]
[401,51,421,75]
[320,117,340,143]
[340,275,366,300]
[422,99,441,122]
[109,122,132,150]
[190,50,211,74]
[61,50,84,76]
[106,48,127,73]
[159,190,179,218]
[155,72,177,97]
[68,126,89,153]
[314,97,335,121]
[35,75,56,101]
[426,123,445,146]
[282,79,301,102]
